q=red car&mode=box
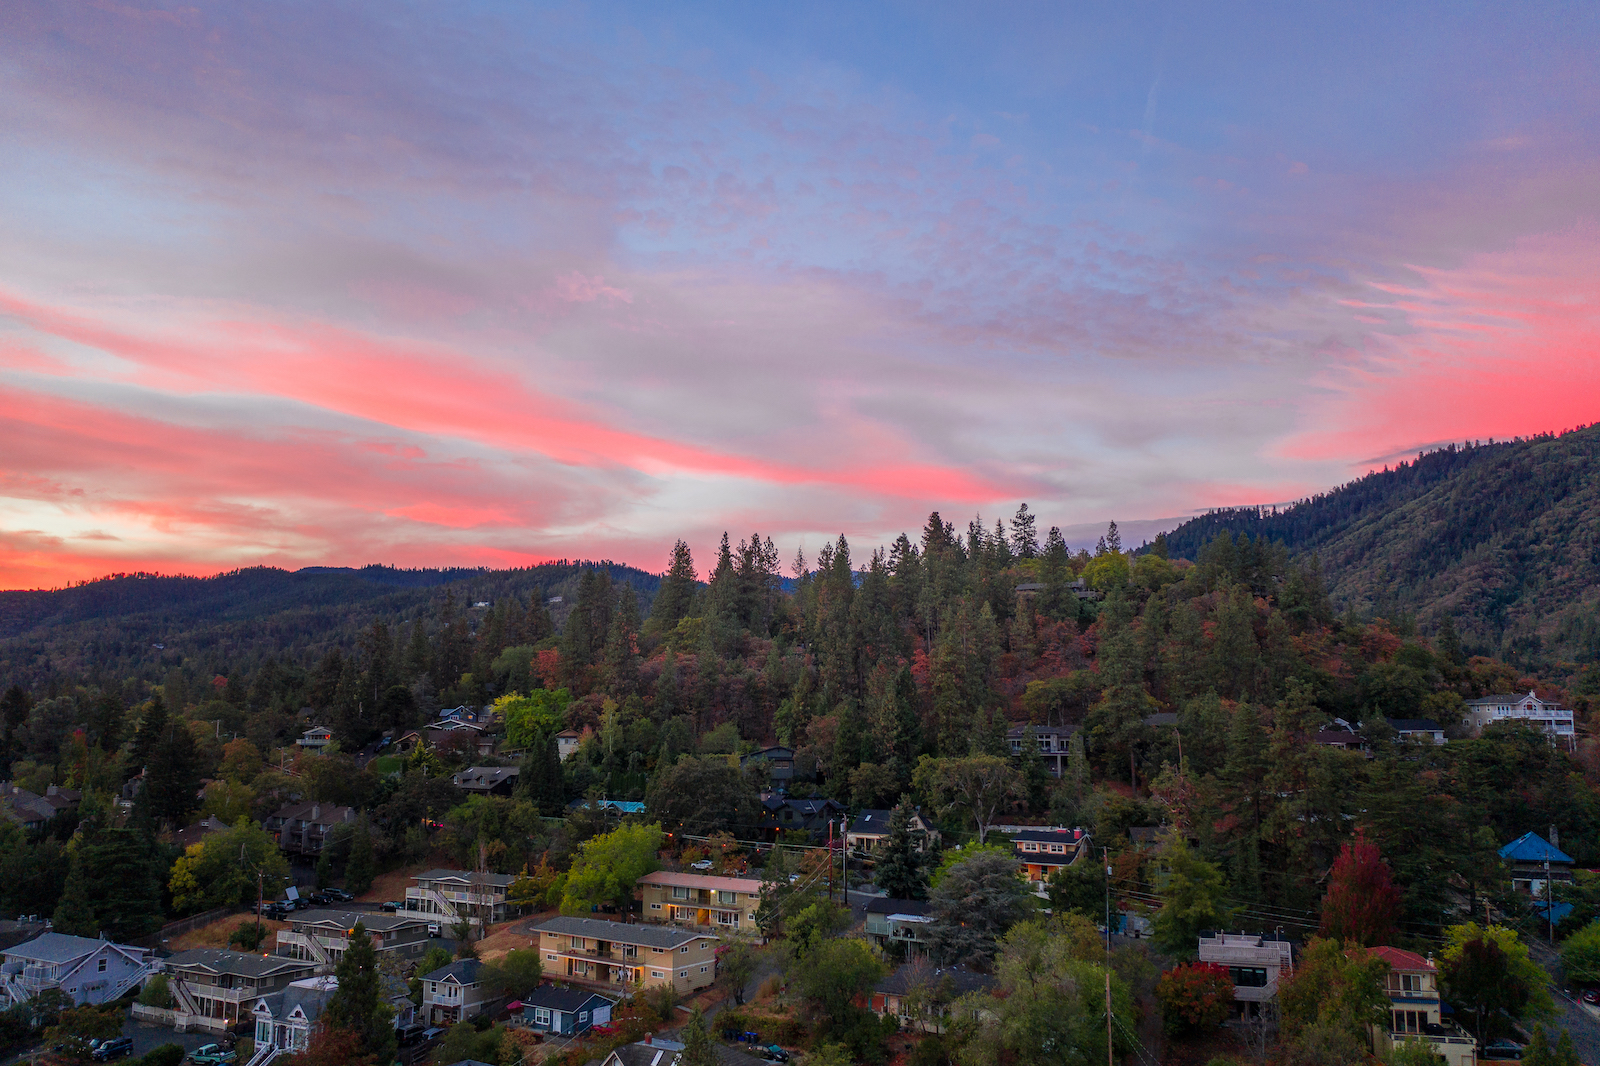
[1582,988,1599,1004]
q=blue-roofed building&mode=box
[517,984,615,1036]
[1499,831,1574,896]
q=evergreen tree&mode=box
[680,1009,718,1066]
[1010,503,1040,560]
[128,695,168,771]
[346,816,376,894]
[873,798,928,901]
[0,685,29,754]
[652,541,698,630]
[52,854,97,936]
[144,718,203,825]
[323,921,396,1062]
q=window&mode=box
[579,1011,589,1022]
[1392,1010,1425,1034]
[672,887,690,900]
[651,970,666,979]
[546,954,558,962]
[1050,844,1065,853]
[678,971,687,979]
[1227,967,1269,988]
[98,958,108,972]
[700,965,709,973]
[533,1007,551,1025]
[679,945,689,953]
[570,936,585,949]
[651,903,662,910]
[623,945,638,958]
[718,891,736,904]
[652,948,665,954]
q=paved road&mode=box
[0,1017,217,1066]
[1528,940,1600,1063]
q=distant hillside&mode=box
[0,561,660,690]
[1156,425,1600,668]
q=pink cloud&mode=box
[552,272,634,305]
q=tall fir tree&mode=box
[323,921,396,1062]
[873,798,928,901]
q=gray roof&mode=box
[520,984,616,1012]
[291,910,431,934]
[253,981,335,1024]
[848,809,894,835]
[875,962,996,998]
[534,916,709,950]
[453,767,520,790]
[164,949,318,980]
[4,932,126,964]
[865,898,931,917]
[422,958,484,984]
[412,869,517,888]
[1387,718,1444,732]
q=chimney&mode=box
[311,805,320,821]
[1550,825,1560,850]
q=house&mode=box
[421,958,493,1027]
[1315,720,1366,751]
[1196,932,1295,1018]
[517,985,615,1036]
[1005,725,1076,777]
[249,974,336,1059]
[1006,828,1089,889]
[870,962,995,1032]
[1499,830,1574,896]
[0,933,154,1008]
[438,705,484,724]
[1465,691,1576,750]
[405,869,517,928]
[394,731,427,755]
[265,801,356,858]
[740,746,798,787]
[757,795,843,841]
[425,720,495,758]
[168,815,232,849]
[296,726,334,750]
[1386,718,1446,744]
[1369,947,1475,1066]
[864,898,932,958]
[556,729,583,762]
[274,909,434,966]
[599,1038,768,1066]
[532,916,719,994]
[160,949,319,1033]
[847,808,937,854]
[638,871,764,933]
[0,782,81,832]
[451,766,521,796]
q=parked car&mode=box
[307,892,331,906]
[1583,988,1599,1004]
[1482,1040,1524,1060]
[690,859,714,871]
[380,901,398,912]
[187,1044,237,1065]
[427,922,441,937]
[760,1045,790,1062]
[92,1037,134,1061]
[261,902,291,920]
[397,1024,427,1046]
[322,888,355,903]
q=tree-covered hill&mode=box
[1155,425,1600,668]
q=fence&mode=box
[131,906,242,950]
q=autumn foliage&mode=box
[1319,830,1402,946]
[1156,961,1235,1035]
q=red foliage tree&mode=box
[285,1023,378,1066]
[1156,961,1235,1035]
[1320,829,1402,946]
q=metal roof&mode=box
[1499,831,1574,864]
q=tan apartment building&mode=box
[637,871,764,933]
[274,909,434,967]
[532,916,718,995]
[404,868,515,928]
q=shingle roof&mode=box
[637,871,764,894]
[1008,828,1083,845]
[1387,718,1443,732]
[452,767,520,790]
[164,949,317,979]
[848,809,894,834]
[290,909,431,934]
[520,983,616,1013]
[533,916,710,950]
[422,958,484,983]
[411,868,517,888]
[268,800,355,826]
[875,962,995,998]
[1500,831,1574,864]
[1005,723,1074,737]
[4,932,115,964]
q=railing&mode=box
[105,960,158,1003]
[245,1043,284,1066]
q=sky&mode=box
[2,1,1598,588]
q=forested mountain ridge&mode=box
[0,561,660,696]
[1155,425,1600,668]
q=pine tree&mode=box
[652,541,698,630]
[346,816,376,894]
[874,798,928,901]
[323,921,396,1062]
[680,1009,718,1066]
[145,718,203,826]
[52,853,97,936]
[128,695,168,771]
[1010,503,1040,559]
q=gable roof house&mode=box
[1465,691,1576,750]
[870,962,996,1032]
[638,871,764,933]
[1499,830,1574,896]
[757,795,843,841]
[533,916,718,994]
[517,984,615,1036]
[296,726,334,750]
[847,808,937,854]
[600,1038,767,1066]
[1006,725,1076,777]
[406,869,517,928]
[421,958,493,1027]
[1007,828,1090,889]
[275,909,435,967]
[739,747,797,787]
[1386,718,1446,744]
[0,783,81,832]
[160,949,319,1033]
[864,898,932,958]
[0,933,154,1008]
[250,974,337,1058]
[452,766,521,796]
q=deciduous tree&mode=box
[1319,830,1401,946]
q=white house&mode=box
[1197,932,1294,1018]
[249,975,337,1060]
[1464,691,1575,750]
[0,933,154,1007]
[295,726,334,750]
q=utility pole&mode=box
[1105,969,1114,1066]
[1103,846,1112,959]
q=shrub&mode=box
[138,1046,186,1066]
[1156,962,1234,1035]
[227,921,267,951]
[136,974,173,1009]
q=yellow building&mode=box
[637,871,764,933]
[533,916,719,995]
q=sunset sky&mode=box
[3,2,1598,588]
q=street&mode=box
[1528,940,1600,1063]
